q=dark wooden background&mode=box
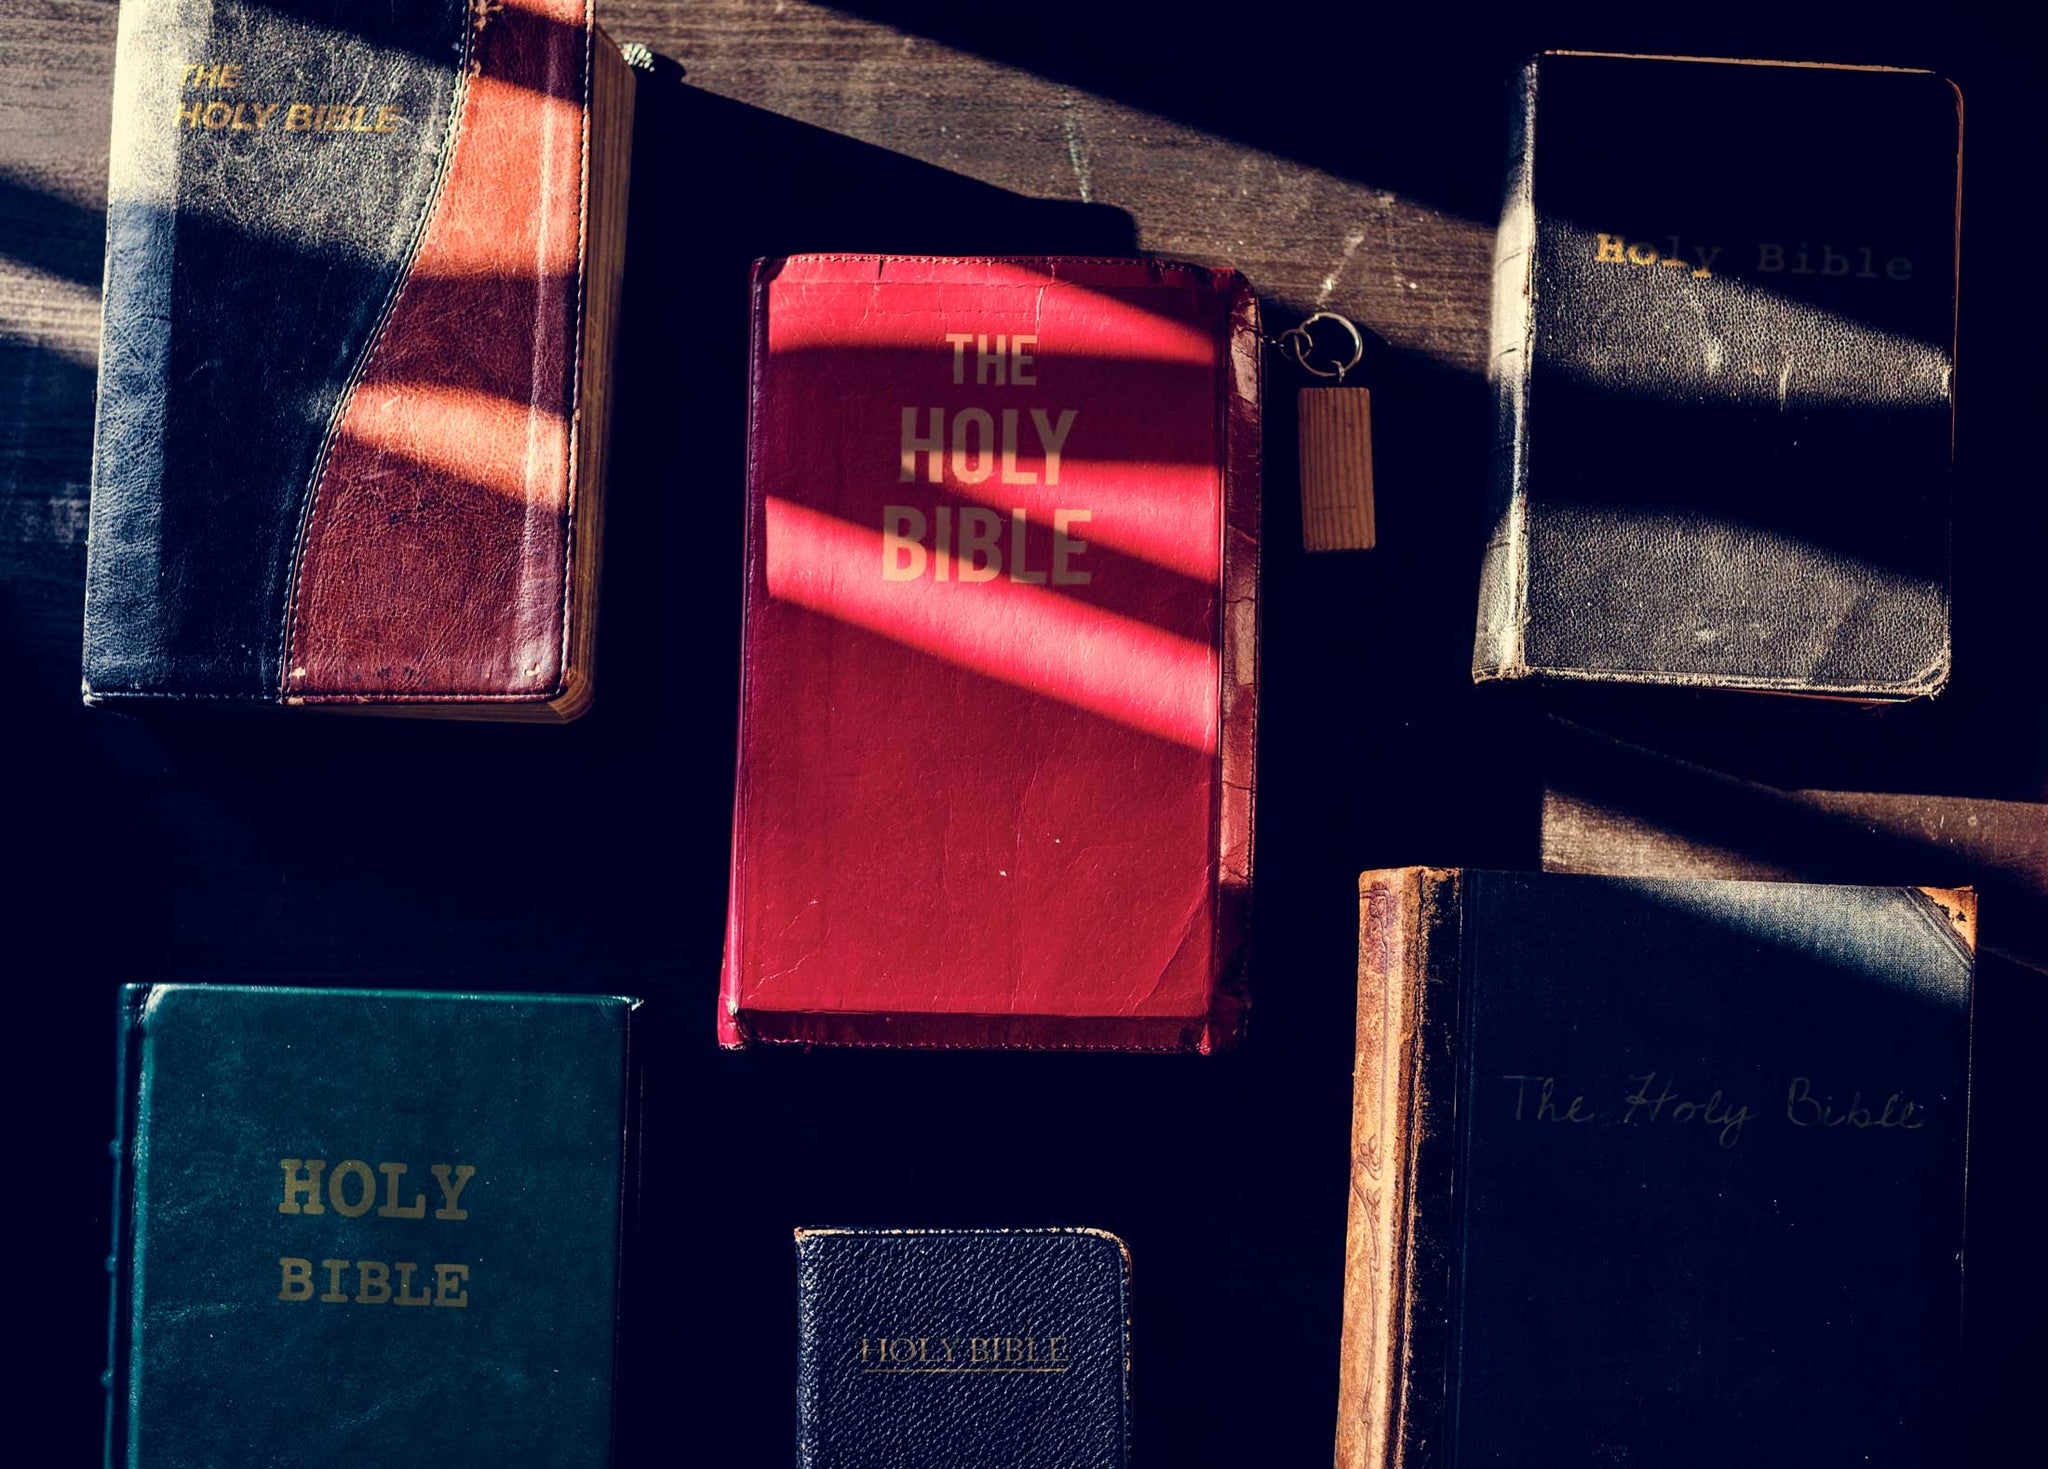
[6,1,2041,1463]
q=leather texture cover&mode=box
[794,1228,1131,1469]
[1337,869,1974,1469]
[1475,54,1962,698]
[106,984,638,1468]
[721,256,1261,1051]
[83,0,623,716]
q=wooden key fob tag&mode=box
[1279,312,1375,551]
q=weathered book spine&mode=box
[1471,65,1537,683]
[1213,279,1264,1053]
[104,986,150,1469]
[1335,869,1461,1469]
[85,0,194,699]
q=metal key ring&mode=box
[1278,312,1366,383]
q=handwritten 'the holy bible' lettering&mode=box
[1784,1076,1928,1131]
[1501,1071,1932,1150]
[1501,1074,1596,1124]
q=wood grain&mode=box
[1297,386,1376,550]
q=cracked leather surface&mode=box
[1476,56,1960,697]
[287,0,591,703]
[84,0,466,700]
[796,1229,1130,1469]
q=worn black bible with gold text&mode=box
[1337,870,1973,1469]
[1476,55,1962,698]
[795,1228,1132,1469]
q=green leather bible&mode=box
[106,985,639,1468]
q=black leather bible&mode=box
[795,1228,1131,1469]
[1336,870,1973,1469]
[1475,55,1962,698]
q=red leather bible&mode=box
[720,256,1261,1051]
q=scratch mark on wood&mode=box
[1316,225,1368,307]
[1059,90,1093,204]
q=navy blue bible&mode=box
[795,1228,1131,1469]
[1336,870,1973,1469]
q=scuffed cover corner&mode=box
[1907,884,1978,964]
[1207,271,1262,1055]
[714,962,751,1051]
[1336,869,1460,1469]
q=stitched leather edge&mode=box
[276,10,475,700]
[552,0,596,692]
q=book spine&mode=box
[793,1231,826,1469]
[605,996,644,1469]
[1208,274,1263,1053]
[550,27,638,722]
[104,985,152,1469]
[82,0,181,700]
[1335,869,1461,1469]
[716,256,780,1051]
[1472,62,1539,682]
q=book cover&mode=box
[795,1228,1131,1469]
[1336,869,1973,1469]
[1475,54,1962,698]
[106,984,638,1468]
[720,255,1261,1051]
[82,0,633,720]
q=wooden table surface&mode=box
[6,2,2040,1463]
